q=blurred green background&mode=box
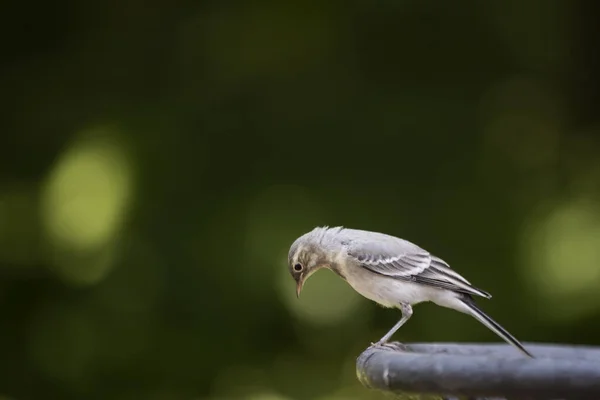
[2,0,600,399]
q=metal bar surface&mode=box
[356,342,600,400]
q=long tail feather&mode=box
[461,298,534,358]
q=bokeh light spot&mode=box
[244,184,365,325]
[279,267,365,327]
[42,129,132,250]
[40,126,134,285]
[521,197,600,320]
[243,184,326,296]
[51,244,117,287]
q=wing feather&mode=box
[345,235,491,299]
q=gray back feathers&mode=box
[292,226,491,299]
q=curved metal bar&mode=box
[356,342,600,400]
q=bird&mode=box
[287,226,533,357]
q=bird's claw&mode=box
[369,341,405,351]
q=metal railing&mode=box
[356,342,600,400]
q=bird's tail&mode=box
[461,298,534,358]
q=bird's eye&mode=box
[294,263,303,272]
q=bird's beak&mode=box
[296,276,304,298]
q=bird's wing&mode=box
[345,237,491,298]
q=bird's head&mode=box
[287,234,331,298]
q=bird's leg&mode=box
[372,303,413,346]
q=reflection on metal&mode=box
[356,342,600,400]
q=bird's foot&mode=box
[369,341,405,351]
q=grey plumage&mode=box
[287,226,533,358]
[344,232,492,299]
